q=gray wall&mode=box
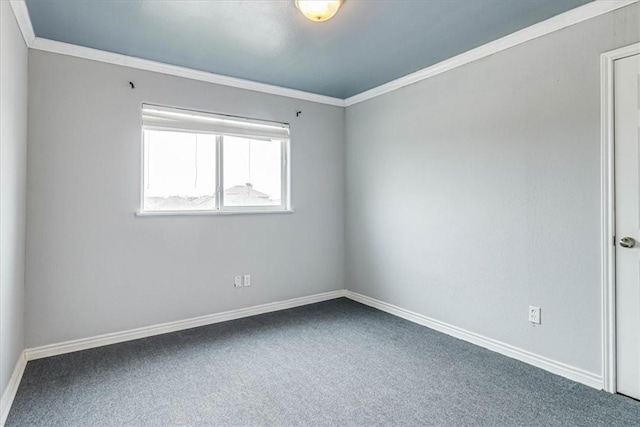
[26,51,345,347]
[0,2,28,397]
[345,3,639,376]
[21,2,639,377]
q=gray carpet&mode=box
[6,298,640,426]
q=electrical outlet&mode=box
[528,305,541,324]
[234,275,243,288]
[243,274,251,287]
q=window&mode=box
[141,104,290,214]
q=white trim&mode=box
[5,288,608,421]
[344,0,638,106]
[135,209,295,217]
[600,42,640,394]
[12,1,636,107]
[344,291,603,390]
[0,352,27,427]
[8,0,35,47]
[24,290,346,361]
[28,38,346,107]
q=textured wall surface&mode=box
[0,1,28,397]
[345,3,639,375]
[20,1,640,381]
[26,51,345,347]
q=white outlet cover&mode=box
[234,276,242,288]
[528,305,541,324]
[243,274,251,286]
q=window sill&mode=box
[135,209,295,217]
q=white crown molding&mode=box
[344,291,603,390]
[344,0,638,107]
[0,351,27,427]
[8,0,35,46]
[600,42,640,394]
[28,37,346,107]
[24,290,347,361]
[10,0,637,107]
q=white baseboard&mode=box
[344,290,603,390]
[24,290,347,361]
[7,288,603,424]
[0,351,27,427]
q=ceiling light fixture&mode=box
[295,0,342,22]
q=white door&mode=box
[615,53,640,400]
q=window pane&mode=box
[143,130,216,211]
[223,136,282,207]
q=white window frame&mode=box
[138,104,292,216]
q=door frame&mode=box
[601,42,640,394]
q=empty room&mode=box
[1,0,640,425]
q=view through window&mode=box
[141,105,289,213]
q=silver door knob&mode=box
[619,237,636,248]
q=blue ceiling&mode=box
[25,0,592,99]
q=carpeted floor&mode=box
[6,298,640,426]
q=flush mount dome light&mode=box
[295,0,342,22]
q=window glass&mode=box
[140,104,290,214]
[143,130,216,211]
[223,136,282,207]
